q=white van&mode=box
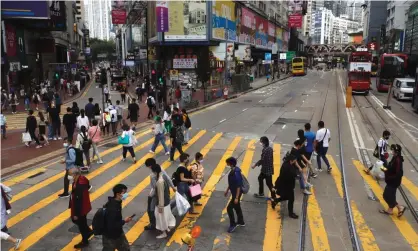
[392,78,415,101]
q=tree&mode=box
[90,38,116,62]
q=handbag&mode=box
[175,191,190,216]
[22,132,32,143]
[118,134,130,145]
[189,184,202,198]
[315,129,327,152]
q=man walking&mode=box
[25,110,42,148]
[63,107,77,143]
[169,124,184,162]
[85,98,95,122]
[59,137,76,198]
[127,98,140,129]
[102,184,134,251]
[68,167,93,248]
[144,158,175,230]
[109,105,118,136]
[365,130,391,174]
[104,86,110,102]
[252,136,274,199]
[48,103,62,140]
[314,121,331,173]
[225,157,245,233]
[304,123,318,178]
[146,95,155,119]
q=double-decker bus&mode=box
[348,51,372,94]
[292,57,307,76]
[376,53,408,92]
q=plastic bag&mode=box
[175,191,190,216]
[371,160,385,180]
[22,132,32,143]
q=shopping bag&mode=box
[371,160,385,180]
[189,184,202,198]
[117,135,129,145]
[175,191,190,216]
[22,132,32,143]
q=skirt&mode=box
[164,121,172,134]
[155,205,176,232]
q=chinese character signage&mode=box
[212,1,236,42]
[5,24,16,57]
[268,22,275,50]
[156,1,169,32]
[165,1,207,40]
[1,1,49,19]
[237,6,255,45]
[173,58,198,69]
[276,27,283,51]
[112,9,126,24]
[255,15,268,49]
[288,14,303,28]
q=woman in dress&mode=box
[152,164,175,239]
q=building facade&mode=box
[85,0,113,40]
[363,0,388,47]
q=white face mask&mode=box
[67,176,74,181]
[199,159,204,163]
[63,143,69,148]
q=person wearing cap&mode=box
[379,144,406,217]
[225,157,245,233]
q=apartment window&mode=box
[259,1,266,11]
[387,9,390,17]
[391,6,395,14]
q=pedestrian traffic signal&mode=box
[55,72,59,79]
[158,76,163,84]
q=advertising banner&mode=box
[156,1,169,32]
[268,22,275,50]
[209,43,226,60]
[16,28,27,65]
[289,14,303,28]
[212,1,236,41]
[235,45,251,61]
[49,1,67,30]
[288,0,303,13]
[276,27,283,51]
[173,58,198,69]
[112,9,126,24]
[5,24,16,57]
[1,1,49,19]
[237,6,255,45]
[165,1,207,40]
[255,15,268,49]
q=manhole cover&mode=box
[229,100,239,103]
[244,100,252,102]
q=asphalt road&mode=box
[2,70,418,251]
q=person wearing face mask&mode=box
[59,138,76,198]
[102,184,133,251]
[175,153,197,214]
[225,157,245,233]
[365,130,391,174]
[190,152,204,206]
[68,168,93,249]
[252,136,275,199]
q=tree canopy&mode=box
[90,38,116,62]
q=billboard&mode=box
[49,1,67,30]
[236,6,255,45]
[112,9,126,24]
[212,1,236,41]
[268,22,275,50]
[288,0,303,13]
[1,1,49,19]
[276,27,283,51]
[5,24,17,57]
[165,1,207,40]
[235,45,251,61]
[255,15,268,49]
[156,1,169,32]
[289,14,303,28]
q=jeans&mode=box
[102,233,130,251]
[24,98,30,110]
[71,215,92,243]
[52,121,61,138]
[147,196,156,228]
[184,127,190,143]
[298,169,306,189]
[48,124,53,139]
[91,143,102,162]
[43,101,49,111]
[274,190,295,215]
[151,134,169,153]
[316,147,330,170]
[122,146,135,159]
[170,141,184,161]
[227,194,244,226]
[258,173,275,197]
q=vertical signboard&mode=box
[165,1,207,40]
[276,27,283,51]
[255,15,268,49]
[288,14,303,28]
[212,1,236,41]
[112,9,126,24]
[5,24,16,57]
[156,1,169,32]
[237,6,255,45]
[268,22,275,50]
[16,28,26,65]
[289,0,303,12]
[49,1,67,30]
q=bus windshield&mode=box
[349,73,370,81]
[293,58,303,63]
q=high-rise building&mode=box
[363,1,387,46]
[84,0,112,40]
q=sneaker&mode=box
[97,160,104,164]
[133,159,137,164]
[53,137,57,141]
[25,143,29,147]
[122,158,126,162]
[289,213,299,219]
[254,193,265,198]
[156,232,167,239]
[271,200,277,210]
[74,242,89,249]
[228,225,237,233]
[149,150,155,154]
[165,152,170,156]
[237,222,246,227]
[311,173,318,178]
[306,183,313,188]
[316,168,323,172]
[36,145,43,149]
[303,189,312,195]
[88,185,93,192]
[58,193,70,198]
[327,167,332,173]
[15,238,22,249]
[58,137,62,140]
[48,138,53,140]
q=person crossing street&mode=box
[252,136,275,199]
[314,121,331,173]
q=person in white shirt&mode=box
[149,117,170,155]
[1,183,22,249]
[365,130,391,174]
[77,109,90,130]
[109,105,118,136]
[314,121,331,173]
[121,124,137,163]
[104,86,109,102]
[75,125,91,170]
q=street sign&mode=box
[170,69,179,80]
[286,51,295,62]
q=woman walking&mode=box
[175,153,197,214]
[93,103,101,122]
[9,92,18,114]
[38,112,49,146]
[190,152,204,206]
[88,119,103,164]
[76,125,91,170]
[379,144,406,217]
[54,93,62,114]
[149,117,170,155]
[77,109,90,131]
[72,102,80,117]
[32,92,41,111]
[24,92,31,111]
[1,183,22,249]
[120,87,127,104]
[121,124,137,163]
[163,106,172,135]
[152,164,176,239]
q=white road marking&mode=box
[259,100,262,103]
[219,119,226,123]
[242,108,248,112]
[282,125,286,129]
[295,110,298,112]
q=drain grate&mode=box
[28,171,46,179]
[274,118,311,124]
[244,100,252,102]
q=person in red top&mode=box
[68,167,93,248]
[175,85,182,103]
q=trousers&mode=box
[71,215,92,243]
[227,194,244,226]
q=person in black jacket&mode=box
[25,110,41,148]
[271,154,299,219]
[252,136,274,198]
[102,184,133,251]
[380,144,406,217]
[169,124,184,161]
[63,107,77,143]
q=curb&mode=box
[62,77,95,106]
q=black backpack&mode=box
[68,147,84,166]
[175,127,184,144]
[80,133,91,151]
[171,170,178,187]
[92,207,106,235]
[184,115,191,128]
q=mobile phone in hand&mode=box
[130,214,136,219]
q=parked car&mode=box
[392,78,415,101]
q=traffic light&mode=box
[55,72,59,79]
[158,76,163,85]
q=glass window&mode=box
[402,81,414,88]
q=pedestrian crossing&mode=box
[3,107,66,130]
[2,129,418,250]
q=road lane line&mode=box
[124,132,222,246]
[282,125,286,129]
[3,168,47,187]
[219,119,226,123]
[242,108,248,112]
[8,135,155,227]
[60,130,209,250]
[307,187,331,251]
[263,143,282,251]
[9,130,150,203]
[166,136,242,247]
[353,160,418,250]
[328,156,379,250]
[402,178,418,201]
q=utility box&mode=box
[231,74,251,92]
